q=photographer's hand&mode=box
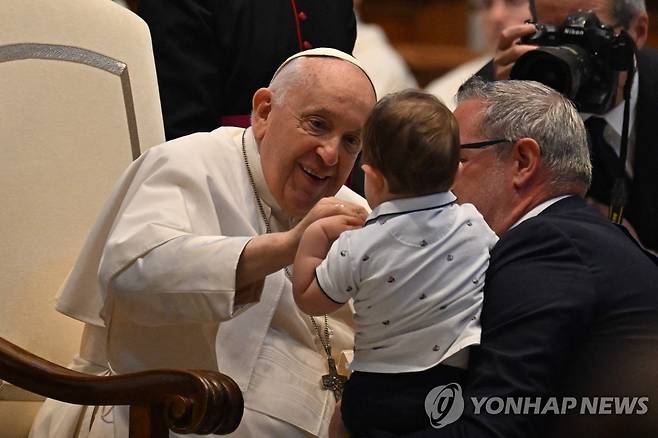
[494,23,538,79]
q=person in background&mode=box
[487,0,657,252]
[294,90,497,436]
[30,48,376,438]
[425,0,530,110]
[138,0,357,140]
[352,0,418,98]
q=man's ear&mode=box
[361,163,388,193]
[628,11,649,48]
[511,138,542,188]
[251,88,273,140]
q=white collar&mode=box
[510,195,572,229]
[365,192,457,225]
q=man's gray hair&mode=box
[612,0,646,29]
[457,78,592,192]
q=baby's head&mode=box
[361,90,460,208]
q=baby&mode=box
[293,89,498,435]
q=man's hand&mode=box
[494,23,538,80]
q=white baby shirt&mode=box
[315,191,498,373]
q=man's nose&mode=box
[316,137,340,166]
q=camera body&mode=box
[510,10,635,114]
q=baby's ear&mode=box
[361,164,388,192]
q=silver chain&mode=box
[241,129,333,357]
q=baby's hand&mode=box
[308,214,365,245]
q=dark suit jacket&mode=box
[626,47,658,252]
[383,196,658,438]
[138,0,356,140]
[474,48,658,251]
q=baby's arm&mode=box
[293,215,362,316]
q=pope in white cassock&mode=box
[29,48,377,438]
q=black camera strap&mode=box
[608,33,637,224]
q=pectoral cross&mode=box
[321,357,347,401]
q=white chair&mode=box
[0,0,165,435]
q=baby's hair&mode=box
[362,90,460,195]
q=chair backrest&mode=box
[0,0,165,434]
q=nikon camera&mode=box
[510,10,635,114]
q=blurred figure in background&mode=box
[138,0,357,140]
[485,0,657,253]
[352,0,418,98]
[426,0,530,110]
[348,0,419,196]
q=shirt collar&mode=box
[510,195,572,229]
[365,191,457,226]
[243,127,291,224]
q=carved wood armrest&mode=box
[0,336,243,436]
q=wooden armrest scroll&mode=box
[0,336,243,436]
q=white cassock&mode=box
[29,127,365,438]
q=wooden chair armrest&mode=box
[0,336,243,436]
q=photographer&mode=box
[486,0,658,253]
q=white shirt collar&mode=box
[365,191,457,225]
[510,195,572,229]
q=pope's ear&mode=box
[251,88,273,139]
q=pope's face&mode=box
[256,59,376,218]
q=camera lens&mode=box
[511,45,590,99]
[524,62,570,94]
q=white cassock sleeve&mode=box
[96,134,259,327]
[110,234,254,326]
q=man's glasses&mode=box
[460,139,513,149]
